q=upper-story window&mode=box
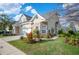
[42,30,46,33]
[42,25,47,29]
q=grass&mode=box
[0,35,9,38]
[0,35,5,38]
[9,37,79,55]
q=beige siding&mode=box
[47,13,59,34]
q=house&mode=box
[43,11,61,35]
[12,14,32,36]
[12,12,60,37]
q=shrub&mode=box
[20,36,24,40]
[58,29,67,37]
[32,29,40,38]
[32,29,41,42]
[58,29,63,34]
[47,30,52,38]
[26,32,36,44]
[62,29,79,46]
[75,35,79,45]
[76,32,79,36]
[68,30,75,35]
[64,36,69,43]
[32,31,37,38]
[69,35,76,45]
[40,34,48,38]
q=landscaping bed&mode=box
[9,37,79,55]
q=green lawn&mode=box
[0,35,9,38]
[9,37,79,55]
[0,35,5,38]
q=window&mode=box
[42,25,46,29]
[42,26,46,27]
[42,30,46,33]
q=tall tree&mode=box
[0,14,13,31]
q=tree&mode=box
[0,14,13,31]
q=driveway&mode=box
[0,36,26,55]
[1,36,21,42]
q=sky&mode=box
[0,3,63,21]
[21,3,63,16]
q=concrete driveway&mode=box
[1,36,21,42]
[0,36,26,55]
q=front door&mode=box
[15,26,20,35]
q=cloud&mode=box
[0,11,4,14]
[0,3,24,21]
[59,17,70,27]
[63,3,74,9]
[25,6,32,12]
[0,3,23,15]
[0,4,39,21]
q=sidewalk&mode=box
[41,36,58,40]
[0,39,25,55]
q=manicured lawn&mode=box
[0,35,9,38]
[9,37,79,55]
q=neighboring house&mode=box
[12,12,60,37]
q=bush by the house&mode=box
[47,30,53,38]
[63,29,79,46]
[26,32,36,44]
[20,36,23,40]
[58,29,65,37]
[58,29,63,34]
[40,34,48,38]
[32,29,41,41]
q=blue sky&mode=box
[21,3,63,16]
[0,3,71,27]
[0,3,63,21]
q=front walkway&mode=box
[0,36,25,55]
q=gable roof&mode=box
[13,14,32,25]
[42,11,58,20]
[19,14,32,22]
[14,11,59,24]
[30,14,46,22]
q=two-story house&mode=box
[12,12,60,37]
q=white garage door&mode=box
[21,25,31,37]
